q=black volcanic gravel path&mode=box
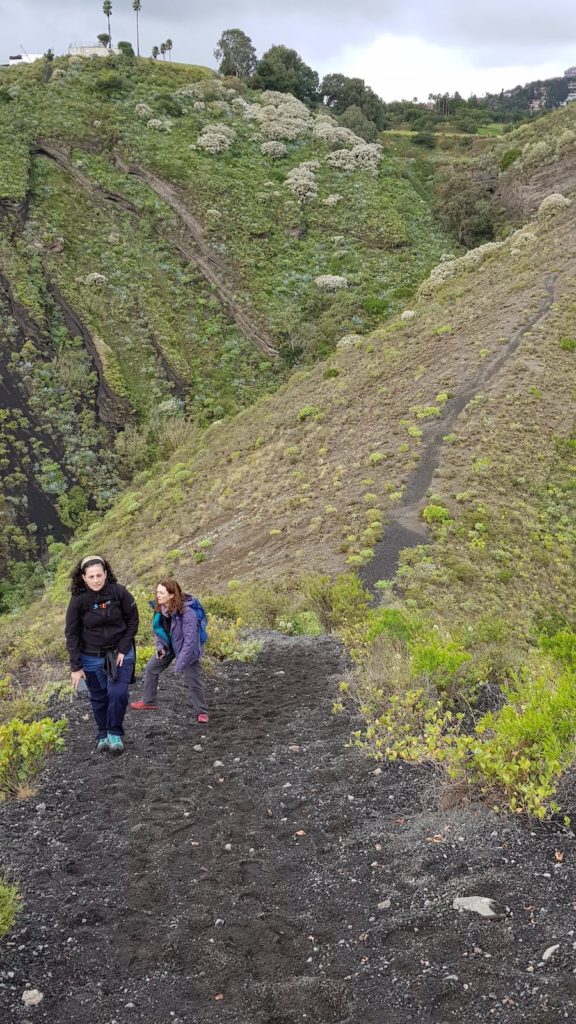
[1,634,576,1023]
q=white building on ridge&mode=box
[8,53,42,65]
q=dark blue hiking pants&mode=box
[81,651,134,739]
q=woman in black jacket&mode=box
[65,555,139,754]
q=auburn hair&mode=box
[156,578,184,614]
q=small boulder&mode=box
[452,896,504,919]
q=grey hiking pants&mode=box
[141,652,207,715]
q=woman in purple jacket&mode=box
[131,578,208,723]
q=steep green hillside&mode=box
[5,164,576,668]
[3,63,576,822]
[0,54,452,587]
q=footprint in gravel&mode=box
[253,977,352,1023]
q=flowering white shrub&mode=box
[322,193,344,206]
[256,91,312,141]
[556,129,576,153]
[208,100,230,115]
[261,91,309,117]
[107,232,120,244]
[507,229,537,247]
[232,96,261,121]
[422,241,504,290]
[352,143,383,175]
[261,141,287,159]
[337,333,362,349]
[177,83,198,98]
[326,148,356,172]
[205,208,222,223]
[521,139,552,169]
[51,69,67,80]
[179,79,227,101]
[537,193,572,218]
[147,118,172,132]
[285,162,318,202]
[193,101,206,112]
[325,143,382,176]
[84,272,107,286]
[313,117,363,148]
[401,309,416,321]
[315,275,349,291]
[195,124,236,154]
[135,102,153,118]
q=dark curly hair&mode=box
[70,556,118,595]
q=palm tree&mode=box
[160,42,166,60]
[132,0,141,58]
[103,0,112,48]
[165,38,173,62]
[152,45,159,60]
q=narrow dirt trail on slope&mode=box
[113,153,278,360]
[2,635,576,1024]
[35,141,278,360]
[361,274,558,588]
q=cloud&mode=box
[3,0,576,98]
[329,34,576,101]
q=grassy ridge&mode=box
[0,54,453,585]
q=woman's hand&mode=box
[71,669,86,690]
[116,652,125,667]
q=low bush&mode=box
[0,717,67,800]
[0,878,19,937]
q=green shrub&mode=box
[454,670,576,819]
[500,148,522,171]
[206,617,263,662]
[0,717,67,799]
[297,405,323,422]
[412,132,436,149]
[0,879,19,937]
[422,503,451,524]
[364,607,420,643]
[93,71,127,96]
[540,628,576,670]
[368,451,385,465]
[304,573,372,633]
[290,611,323,636]
[136,644,155,673]
[559,337,576,352]
[410,637,472,693]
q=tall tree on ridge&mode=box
[103,0,113,48]
[160,42,166,60]
[97,32,110,49]
[152,44,159,59]
[132,0,141,58]
[214,28,257,78]
[165,38,173,61]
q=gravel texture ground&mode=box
[1,634,575,1023]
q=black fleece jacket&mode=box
[65,582,139,671]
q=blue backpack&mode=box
[186,596,209,647]
[151,595,208,649]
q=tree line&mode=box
[212,28,547,138]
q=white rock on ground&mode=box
[452,896,503,918]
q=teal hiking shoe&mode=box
[107,734,124,755]
[97,736,110,753]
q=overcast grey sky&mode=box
[3,1,576,99]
